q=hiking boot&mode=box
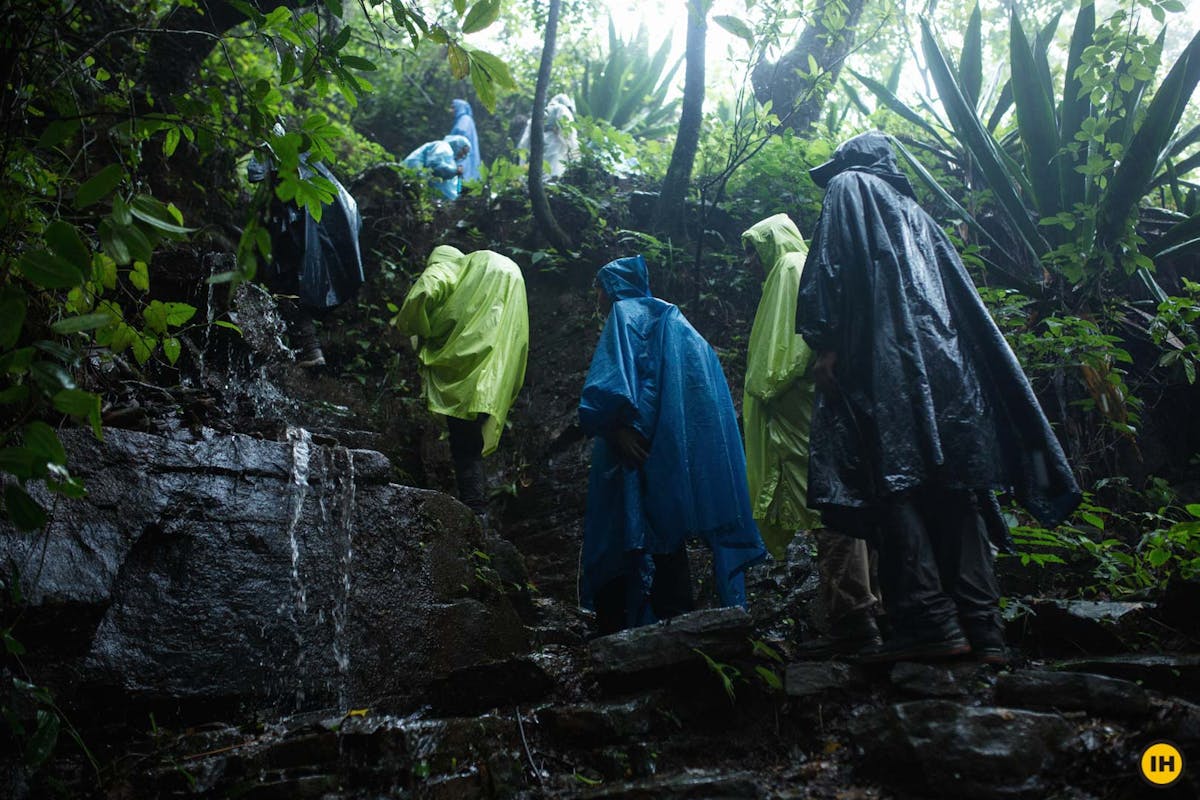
[858,628,971,664]
[795,611,883,660]
[964,624,1009,665]
[290,314,326,368]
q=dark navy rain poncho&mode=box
[795,132,1080,531]
[449,99,481,182]
[579,255,767,627]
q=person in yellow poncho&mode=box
[395,246,529,515]
[741,214,881,657]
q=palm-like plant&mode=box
[856,1,1200,301]
[576,19,682,138]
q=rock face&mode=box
[0,428,528,718]
[854,700,1076,799]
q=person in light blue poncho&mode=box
[403,135,471,200]
[579,255,768,634]
[448,99,481,182]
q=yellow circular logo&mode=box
[1140,741,1185,787]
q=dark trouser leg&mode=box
[594,576,627,636]
[446,414,487,514]
[877,493,962,640]
[922,490,1002,640]
[650,547,694,621]
[815,530,879,632]
[278,297,325,367]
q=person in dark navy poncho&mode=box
[796,132,1081,663]
[579,255,768,634]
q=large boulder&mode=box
[0,427,528,720]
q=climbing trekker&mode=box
[448,99,482,183]
[517,93,579,179]
[795,131,1081,664]
[247,128,364,368]
[402,135,472,201]
[741,214,883,659]
[579,255,768,635]
[394,246,529,520]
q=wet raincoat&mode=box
[403,135,471,200]
[795,132,1080,529]
[247,156,363,311]
[742,214,821,558]
[518,94,579,178]
[579,255,767,625]
[449,99,481,182]
[396,247,528,456]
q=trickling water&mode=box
[285,425,313,709]
[330,447,356,710]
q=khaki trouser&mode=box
[815,529,879,628]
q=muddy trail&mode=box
[3,170,1200,800]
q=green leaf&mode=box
[849,69,951,149]
[23,422,66,466]
[163,126,181,157]
[164,302,196,327]
[1185,503,1200,518]
[461,0,500,35]
[129,261,150,292]
[0,287,27,349]
[960,3,983,107]
[44,221,90,271]
[37,119,80,150]
[339,55,377,71]
[4,484,46,532]
[131,334,154,365]
[467,48,516,90]
[19,250,85,290]
[447,42,470,80]
[0,385,31,405]
[215,320,243,335]
[1008,10,1062,216]
[162,337,181,365]
[453,0,467,14]
[142,301,168,335]
[74,163,123,209]
[0,447,37,479]
[52,389,101,438]
[4,630,26,656]
[130,195,194,235]
[26,709,60,769]
[713,16,754,44]
[51,312,114,335]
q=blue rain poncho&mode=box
[449,99,481,182]
[742,214,821,558]
[578,255,767,625]
[403,135,471,200]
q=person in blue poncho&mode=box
[403,135,471,200]
[579,255,768,634]
[448,99,481,182]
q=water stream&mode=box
[285,425,313,709]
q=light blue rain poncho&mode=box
[449,99,481,182]
[579,255,767,627]
[403,135,471,200]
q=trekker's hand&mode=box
[812,350,839,395]
[612,426,650,468]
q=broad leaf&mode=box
[74,163,123,209]
[4,484,46,532]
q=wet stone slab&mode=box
[785,661,867,697]
[579,769,762,799]
[588,607,754,678]
[889,661,971,698]
[994,669,1151,718]
[1052,653,1200,701]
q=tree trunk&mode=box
[751,0,866,132]
[653,0,706,237]
[527,0,573,253]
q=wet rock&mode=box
[889,662,969,698]
[1011,598,1154,655]
[427,655,555,715]
[785,661,866,697]
[535,697,657,746]
[581,769,761,799]
[854,700,1076,798]
[0,428,529,719]
[995,670,1151,718]
[588,607,754,679]
[1052,654,1200,701]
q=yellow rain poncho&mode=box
[741,214,821,557]
[396,247,529,455]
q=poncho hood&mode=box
[451,99,473,119]
[742,213,807,268]
[596,255,651,302]
[444,134,471,155]
[809,131,915,198]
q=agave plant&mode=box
[855,1,1200,300]
[576,19,682,139]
